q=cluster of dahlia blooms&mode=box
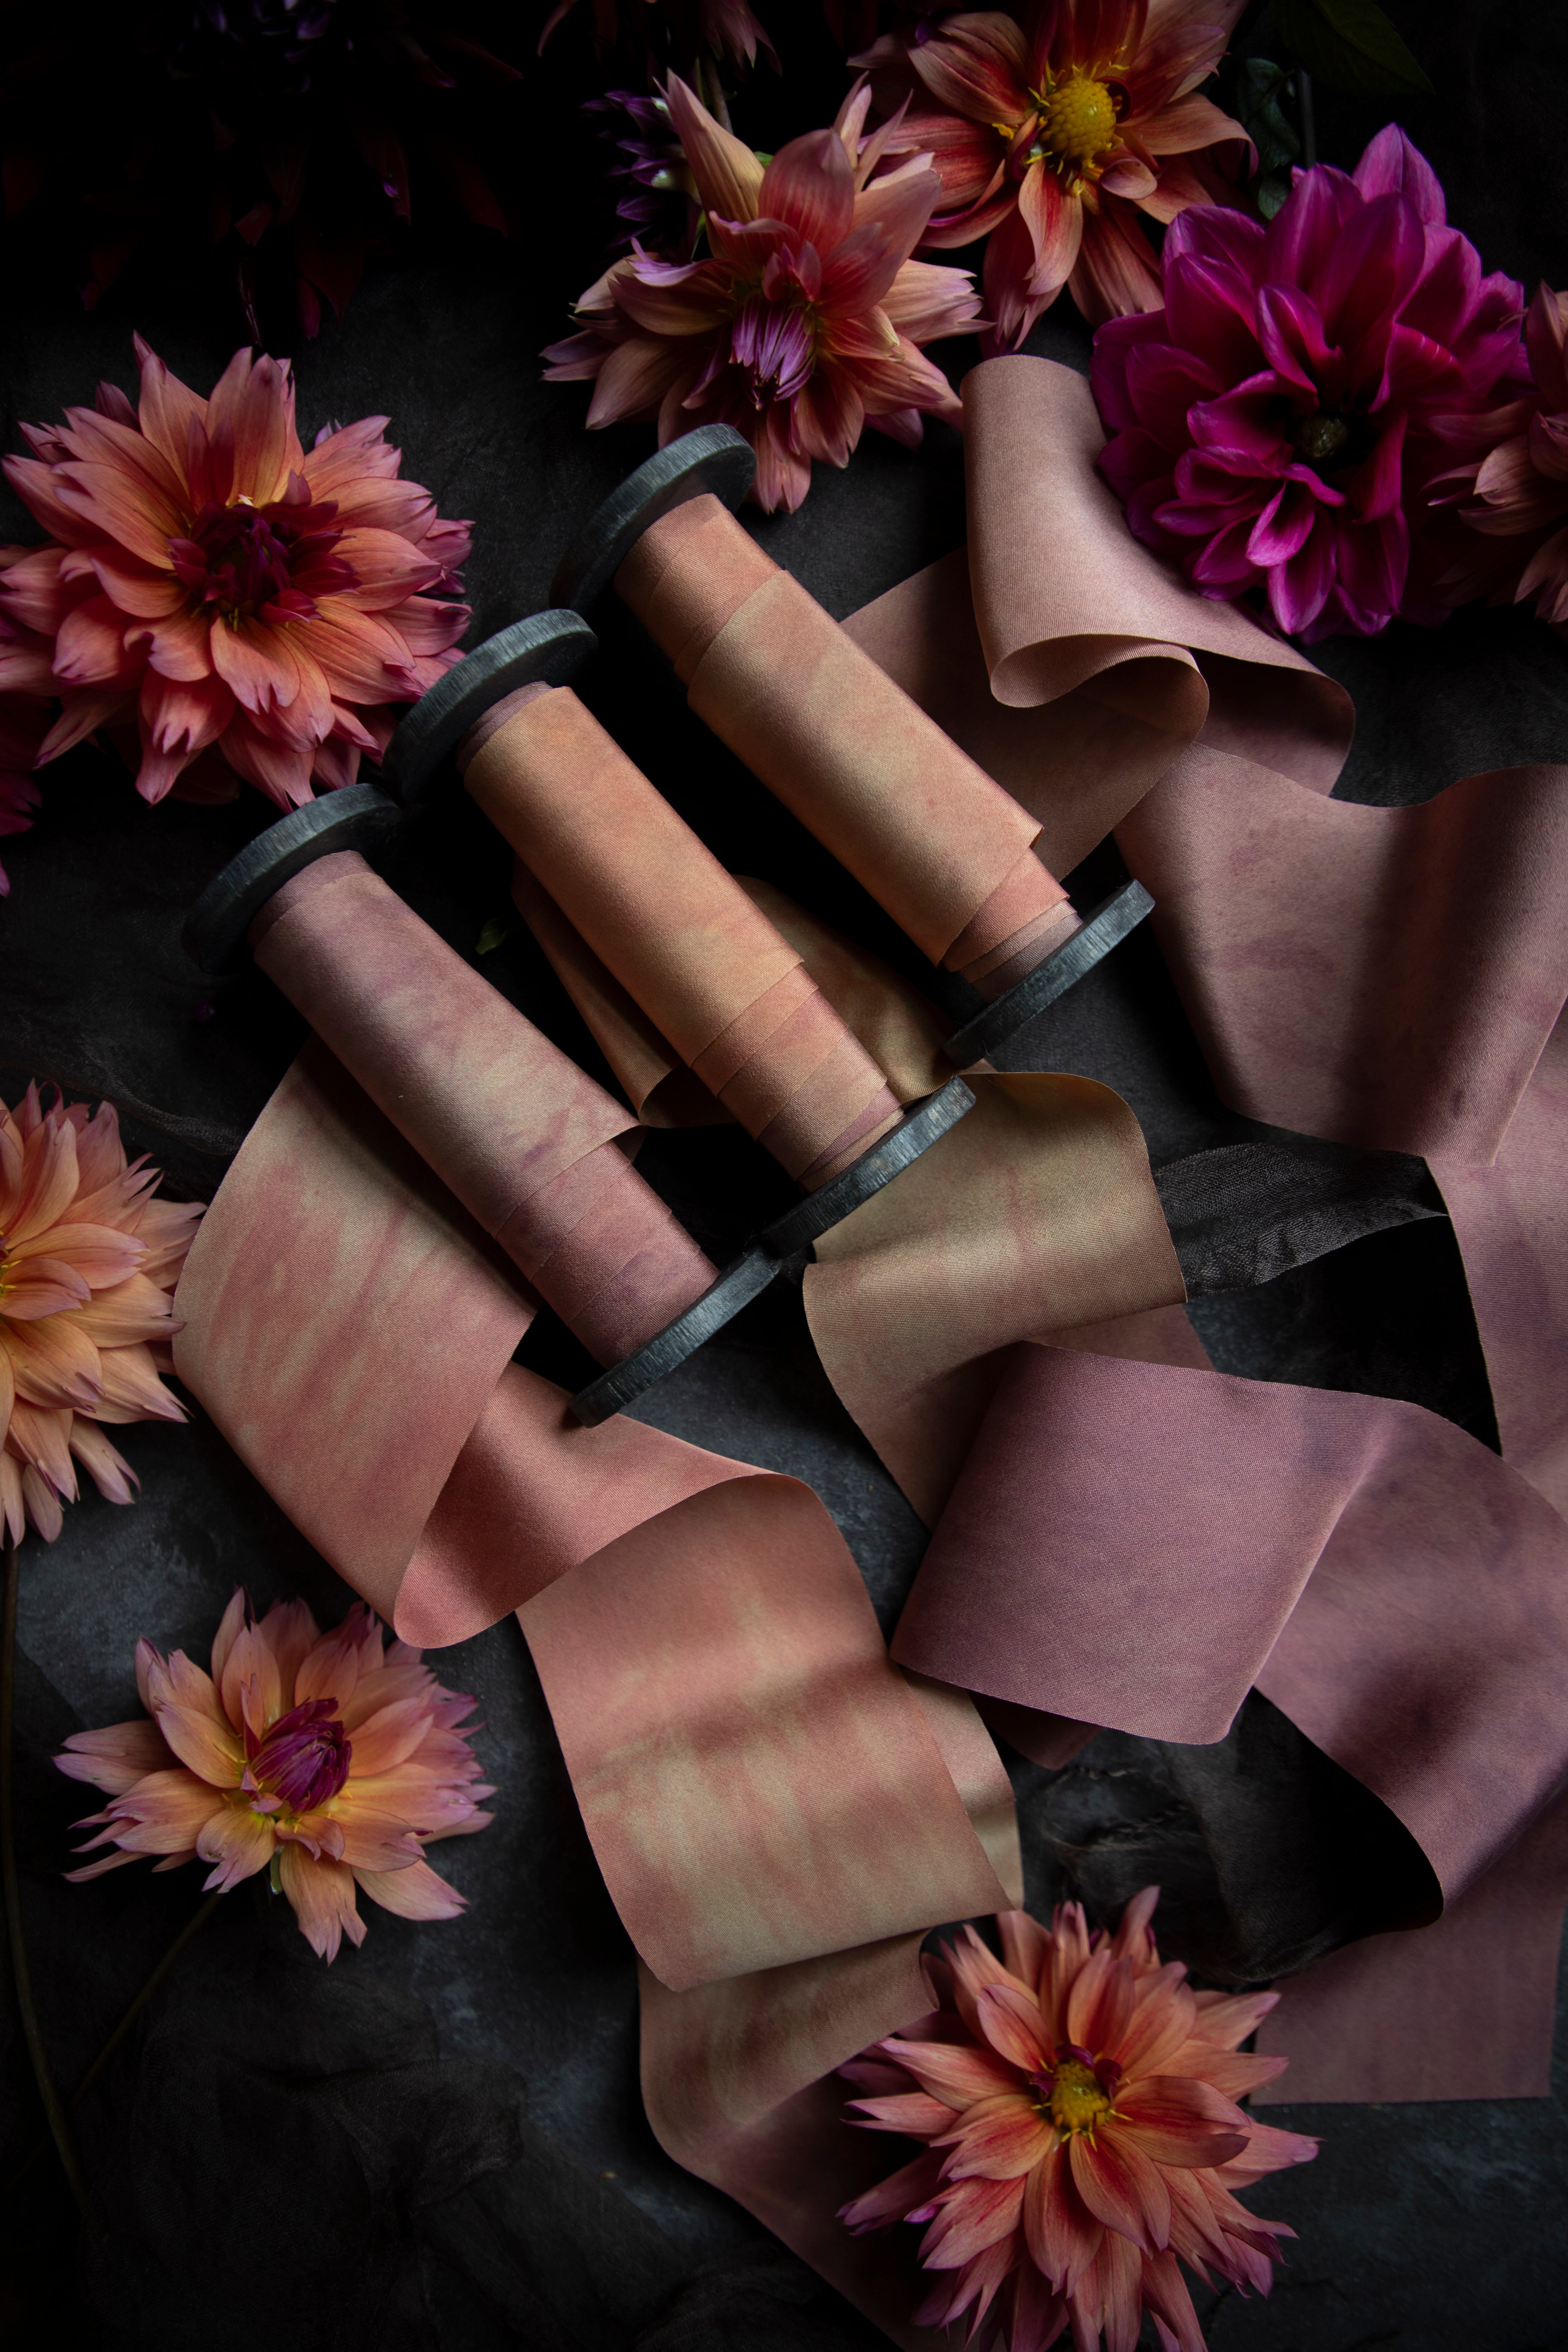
[842,1890,1316,2352]
[853,0,1255,347]
[1,1086,202,1544]
[1090,128,1530,639]
[57,1588,493,1961]
[544,74,983,512]
[0,337,470,823]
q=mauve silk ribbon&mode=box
[838,351,1568,2106]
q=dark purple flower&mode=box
[585,88,699,259]
[1090,127,1527,639]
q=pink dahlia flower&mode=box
[854,0,1255,349]
[57,1588,493,1962]
[0,337,471,811]
[1090,127,1527,640]
[542,76,983,513]
[1439,282,1568,632]
[841,1890,1316,2352]
[1,1085,201,1544]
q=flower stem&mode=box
[1297,68,1317,167]
[0,1530,94,2225]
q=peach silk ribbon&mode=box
[613,490,1083,1002]
[245,849,716,1364]
[833,350,1568,2104]
[172,1042,1018,2346]
[459,683,906,1188]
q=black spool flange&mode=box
[553,425,755,617]
[567,1076,975,1426]
[183,784,405,976]
[380,608,598,806]
[942,882,1155,1068]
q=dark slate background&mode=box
[1,4,1566,2345]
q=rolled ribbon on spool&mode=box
[181,783,769,1381]
[381,618,976,1428]
[550,425,1153,1066]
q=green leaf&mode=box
[1235,57,1302,177]
[1274,0,1434,99]
[475,915,512,956]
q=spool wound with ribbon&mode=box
[183,783,723,1373]
[550,425,1154,1067]
[381,608,977,1427]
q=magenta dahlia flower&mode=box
[1090,127,1527,639]
[0,336,471,810]
[544,76,982,513]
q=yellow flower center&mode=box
[1025,68,1123,190]
[1047,2056,1114,2138]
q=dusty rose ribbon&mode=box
[173,1043,1018,2343]
[833,352,1568,2105]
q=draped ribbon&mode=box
[827,350,1568,2105]
[173,1041,1017,2345]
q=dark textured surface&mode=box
[1,3,1567,2345]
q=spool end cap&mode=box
[553,425,756,615]
[183,783,403,975]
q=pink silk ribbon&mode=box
[834,351,1568,2106]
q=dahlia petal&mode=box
[1186,1987,1281,2047]
[1215,2120,1320,2184]
[205,348,302,507]
[1,454,101,549]
[1112,1968,1196,2074]
[90,1340,184,1423]
[278,1843,365,1962]
[1068,2125,1171,2253]
[148,1656,244,1784]
[0,1312,101,1411]
[98,1766,222,1855]
[1526,282,1568,412]
[134,336,208,476]
[760,127,855,254]
[937,2091,1055,2181]
[841,2146,947,2232]
[56,1718,171,1794]
[1140,2247,1206,2352]
[1110,2075,1249,2168]
[975,1980,1054,2071]
[0,545,72,632]
[143,607,215,684]
[662,74,765,224]
[196,1797,276,1891]
[67,1415,140,1505]
[1066,1946,1135,2057]
[1246,480,1317,567]
[51,461,182,567]
[1317,190,1426,373]
[983,200,1058,354]
[849,2089,956,2133]
[880,2034,1020,2108]
[1260,162,1362,299]
[1254,285,1338,402]
[216,712,315,809]
[328,527,444,612]
[341,1694,438,1777]
[587,334,697,429]
[997,1908,1052,1991]
[18,1458,65,1539]
[1142,91,1252,158]
[53,594,140,688]
[1353,123,1445,225]
[1334,507,1409,626]
[1124,344,1223,444]
[1265,511,1339,632]
[1019,163,1084,300]
[918,2170,1026,2268]
[907,13,1033,123]
[354,1855,465,1921]
[8,1218,142,1288]
[614,263,730,339]
[1023,2140,1104,2293]
[0,1258,91,1318]
[1164,255,1263,382]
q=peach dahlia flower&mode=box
[0,337,471,812]
[58,1589,493,1961]
[543,76,983,513]
[1,1085,201,1544]
[841,1891,1316,2352]
[859,0,1254,348]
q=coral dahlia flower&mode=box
[1090,128,1528,640]
[1,1085,201,1544]
[841,1890,1316,2352]
[856,0,1254,348]
[542,76,983,513]
[1441,282,1568,633]
[0,337,471,812]
[57,1589,493,1961]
